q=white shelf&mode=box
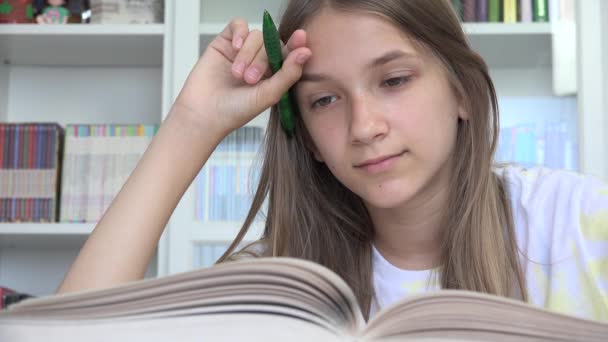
[464,23,553,68]
[0,223,94,248]
[463,22,552,35]
[0,24,165,35]
[0,24,165,66]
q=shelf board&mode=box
[0,24,165,66]
[463,22,552,35]
[0,223,94,248]
[0,24,165,35]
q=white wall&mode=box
[0,242,158,296]
[7,66,162,125]
[576,0,608,180]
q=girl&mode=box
[56,0,608,321]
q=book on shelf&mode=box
[195,126,264,222]
[454,0,557,23]
[0,123,63,223]
[1,257,607,341]
[59,124,158,223]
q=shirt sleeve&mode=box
[502,166,608,322]
[544,171,608,321]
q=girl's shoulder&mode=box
[493,163,607,208]
[493,163,608,244]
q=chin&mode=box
[359,182,418,210]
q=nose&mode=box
[349,92,389,144]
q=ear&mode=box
[457,103,469,121]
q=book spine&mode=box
[533,0,549,22]
[488,0,502,22]
[12,125,19,221]
[463,0,476,22]
[520,0,533,22]
[548,0,559,23]
[23,125,29,221]
[503,0,517,23]
[476,0,488,22]
[0,125,4,221]
[452,0,463,21]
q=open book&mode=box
[1,257,607,341]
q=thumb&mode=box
[255,48,311,111]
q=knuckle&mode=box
[231,17,248,28]
[248,29,263,40]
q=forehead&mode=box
[300,10,424,70]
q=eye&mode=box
[382,76,411,88]
[311,96,337,109]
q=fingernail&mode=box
[234,36,243,49]
[246,67,261,81]
[296,53,310,64]
[233,62,245,75]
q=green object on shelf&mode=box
[263,9,296,138]
[533,0,549,22]
[488,0,501,22]
[25,4,33,19]
[0,1,14,15]
[451,0,463,21]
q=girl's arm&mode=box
[55,19,311,294]
[56,105,226,294]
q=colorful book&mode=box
[59,124,158,222]
[0,123,63,223]
[463,0,477,22]
[451,0,463,21]
[520,0,534,22]
[488,0,502,22]
[476,0,488,22]
[195,127,264,223]
[503,0,518,23]
[533,0,549,22]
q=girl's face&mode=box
[295,10,466,211]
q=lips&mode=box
[355,150,407,168]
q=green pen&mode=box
[263,10,296,138]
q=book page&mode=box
[0,312,343,342]
[360,290,608,341]
[1,258,365,337]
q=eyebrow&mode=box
[298,50,419,84]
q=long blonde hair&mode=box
[218,0,527,319]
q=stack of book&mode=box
[452,0,556,23]
[195,126,264,223]
[89,0,164,24]
[0,123,63,223]
[496,122,577,170]
[59,124,158,223]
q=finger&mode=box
[244,46,270,84]
[232,29,264,80]
[258,29,308,81]
[282,29,307,59]
[256,47,312,111]
[219,18,249,50]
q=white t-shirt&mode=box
[369,165,608,321]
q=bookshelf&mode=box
[0,24,165,66]
[0,0,606,297]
